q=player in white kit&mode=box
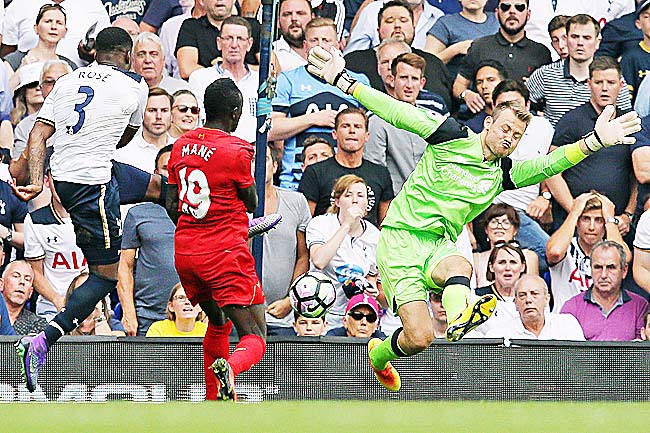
[14,28,158,393]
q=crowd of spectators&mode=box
[1,0,650,344]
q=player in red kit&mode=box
[166,78,266,401]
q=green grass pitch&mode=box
[2,400,649,433]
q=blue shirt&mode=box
[0,294,15,335]
[620,42,650,99]
[142,0,183,28]
[425,0,498,14]
[427,12,499,78]
[631,115,650,215]
[596,12,643,59]
[272,66,369,190]
[0,180,27,268]
[552,102,633,219]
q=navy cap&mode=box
[636,0,650,19]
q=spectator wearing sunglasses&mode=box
[473,203,539,288]
[131,32,190,95]
[188,16,258,143]
[169,89,200,142]
[327,293,385,338]
[453,0,551,115]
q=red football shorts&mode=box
[175,241,264,307]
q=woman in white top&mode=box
[306,174,381,328]
[472,241,527,336]
[5,4,76,87]
[473,203,539,287]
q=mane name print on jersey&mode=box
[181,143,216,161]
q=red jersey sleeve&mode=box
[233,144,255,189]
[167,143,179,185]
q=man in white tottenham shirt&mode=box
[24,149,87,322]
[188,16,258,143]
[114,87,172,174]
[13,27,164,393]
[546,191,631,313]
[485,274,585,340]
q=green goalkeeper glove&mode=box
[307,46,358,94]
[583,105,642,152]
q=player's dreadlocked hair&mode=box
[95,27,133,54]
[204,78,243,122]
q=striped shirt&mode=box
[526,59,632,127]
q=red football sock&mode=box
[227,334,266,376]
[203,321,232,400]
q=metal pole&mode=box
[252,0,278,278]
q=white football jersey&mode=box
[38,63,149,185]
[305,213,380,328]
[24,204,87,320]
[549,237,592,313]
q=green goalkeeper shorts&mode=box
[377,226,465,315]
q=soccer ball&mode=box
[289,271,336,318]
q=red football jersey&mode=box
[168,127,254,255]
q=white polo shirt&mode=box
[188,62,259,142]
[113,131,165,174]
[159,10,192,78]
[306,213,380,328]
[549,237,592,313]
[485,313,585,341]
[272,37,307,73]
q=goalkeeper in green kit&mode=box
[307,46,642,392]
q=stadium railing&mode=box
[1,336,649,402]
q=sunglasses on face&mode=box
[174,105,200,114]
[348,311,378,322]
[499,3,526,12]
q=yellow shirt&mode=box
[145,319,207,337]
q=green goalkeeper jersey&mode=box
[353,84,588,242]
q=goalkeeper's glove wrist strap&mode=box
[334,69,357,94]
[583,131,602,153]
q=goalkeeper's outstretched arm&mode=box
[351,83,447,140]
[307,45,447,140]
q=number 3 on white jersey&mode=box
[178,167,210,219]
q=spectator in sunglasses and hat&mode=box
[327,293,386,338]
